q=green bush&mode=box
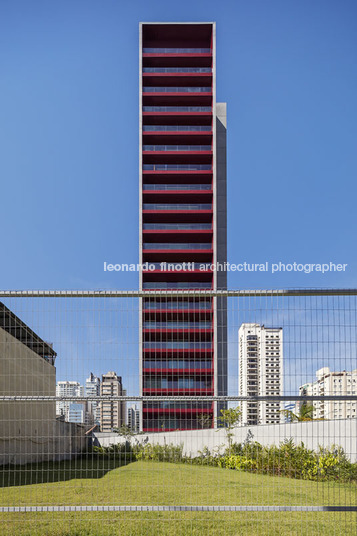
[89,442,135,458]
[132,439,357,483]
[218,439,357,482]
[134,443,184,463]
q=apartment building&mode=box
[127,406,140,433]
[299,367,357,420]
[239,323,283,425]
[85,372,101,426]
[100,371,126,432]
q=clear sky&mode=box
[1,0,356,291]
[1,1,356,396]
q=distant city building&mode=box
[239,323,283,425]
[127,406,140,432]
[283,402,296,422]
[100,372,126,432]
[85,372,101,426]
[67,402,87,425]
[298,367,357,420]
[56,381,83,420]
[56,381,94,424]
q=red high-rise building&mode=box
[139,22,227,432]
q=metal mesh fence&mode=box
[0,289,356,535]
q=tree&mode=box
[281,403,315,423]
[114,424,134,440]
[197,413,212,429]
[218,406,242,454]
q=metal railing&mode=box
[143,145,211,151]
[143,204,212,210]
[143,223,212,230]
[143,125,212,132]
[144,322,212,329]
[143,106,211,112]
[143,300,212,310]
[142,243,211,250]
[142,262,211,270]
[143,48,212,53]
[143,184,211,190]
[143,282,212,289]
[143,86,211,93]
[143,164,212,171]
[143,67,212,73]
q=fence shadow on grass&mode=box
[0,453,135,488]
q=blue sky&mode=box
[1,0,356,291]
[1,1,356,394]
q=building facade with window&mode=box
[127,406,140,433]
[239,323,283,425]
[139,22,227,431]
[100,371,126,432]
[299,367,357,420]
[85,372,101,426]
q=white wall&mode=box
[94,419,357,462]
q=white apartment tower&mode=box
[299,367,357,420]
[239,323,283,425]
[56,381,83,419]
[100,371,126,432]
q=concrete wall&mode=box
[94,419,357,462]
[0,327,87,465]
[0,419,88,465]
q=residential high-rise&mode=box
[139,22,227,432]
[298,367,357,420]
[127,406,140,433]
[85,372,101,426]
[56,381,83,419]
[239,324,283,425]
[100,371,126,432]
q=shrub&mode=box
[218,440,357,482]
[134,443,184,463]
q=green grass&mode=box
[0,458,356,535]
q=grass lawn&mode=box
[0,458,356,535]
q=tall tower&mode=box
[85,372,101,426]
[100,372,126,432]
[239,324,283,425]
[139,23,227,432]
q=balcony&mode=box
[143,106,211,113]
[142,71,212,88]
[143,360,213,374]
[143,48,212,53]
[143,165,211,171]
[143,87,211,93]
[143,301,212,311]
[143,204,211,212]
[143,282,212,290]
[143,342,212,350]
[143,242,211,249]
[142,262,211,271]
[144,400,212,409]
[143,145,211,152]
[143,223,212,230]
[143,68,212,73]
[143,125,211,132]
[144,321,211,329]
